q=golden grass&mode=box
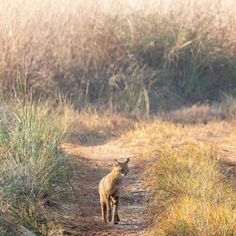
[1,102,235,234]
[118,120,184,159]
[150,144,236,235]
[0,0,235,113]
[116,110,236,235]
[155,196,236,236]
[64,107,135,145]
[0,0,235,231]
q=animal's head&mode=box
[114,158,129,177]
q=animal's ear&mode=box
[114,159,120,166]
[125,158,130,163]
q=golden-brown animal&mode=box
[98,158,129,224]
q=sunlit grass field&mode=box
[0,0,236,235]
[0,0,235,113]
[1,102,236,234]
[118,118,236,235]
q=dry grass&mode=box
[118,120,184,159]
[0,0,235,113]
[0,0,236,233]
[161,95,236,124]
[155,196,236,236]
[116,110,236,235]
[1,101,235,234]
[161,104,224,124]
[64,107,135,145]
[150,144,236,236]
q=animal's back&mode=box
[99,173,112,201]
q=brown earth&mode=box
[55,130,236,236]
[58,142,150,236]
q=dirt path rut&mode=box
[59,142,150,236]
[57,131,236,235]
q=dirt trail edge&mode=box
[59,142,150,236]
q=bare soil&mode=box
[55,130,236,236]
[58,142,150,236]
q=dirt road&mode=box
[59,142,150,236]
[56,130,236,236]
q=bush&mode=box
[0,102,69,234]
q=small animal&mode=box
[98,158,130,224]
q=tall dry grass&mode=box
[150,144,236,235]
[0,0,235,114]
[119,118,236,235]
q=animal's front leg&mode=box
[112,197,119,224]
[101,202,107,223]
[106,200,112,223]
[116,213,120,222]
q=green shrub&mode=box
[0,102,69,234]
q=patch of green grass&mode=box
[0,102,70,235]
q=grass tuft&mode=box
[150,144,236,235]
[0,102,70,234]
